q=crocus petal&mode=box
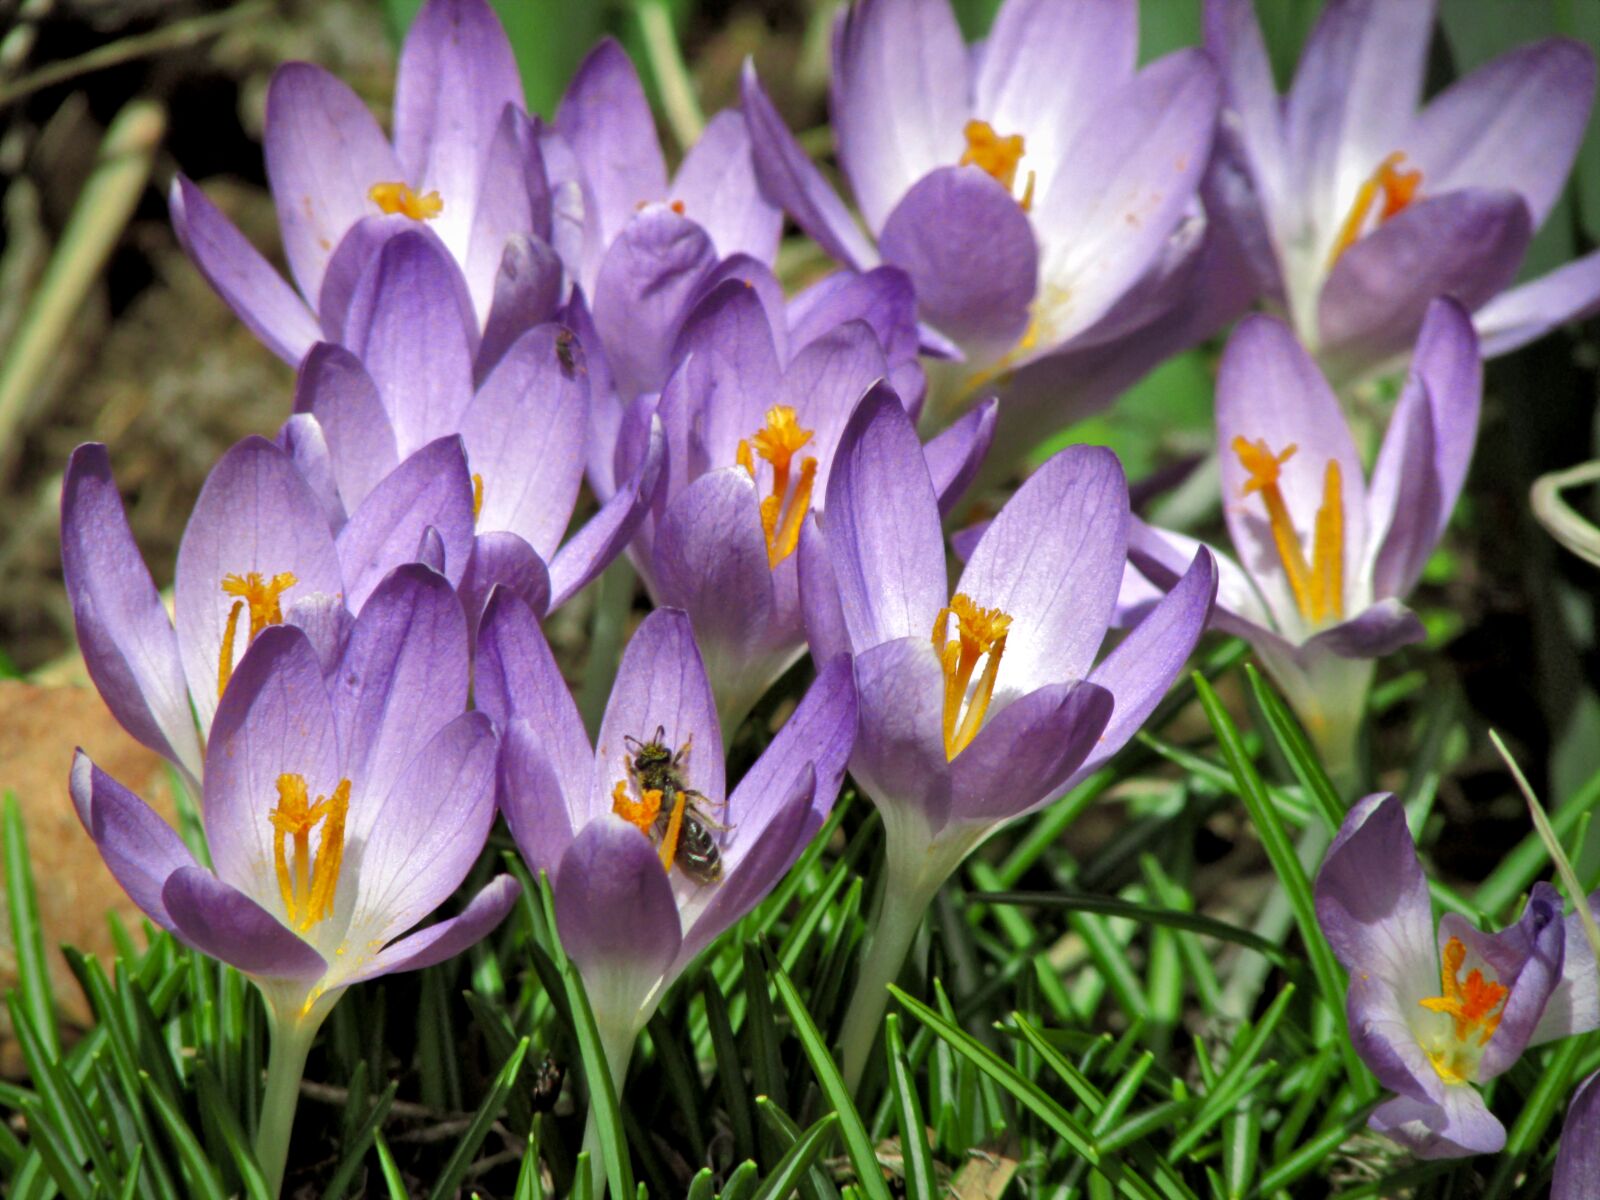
[948,680,1114,823]
[1317,189,1532,375]
[1369,1086,1506,1159]
[163,866,327,980]
[878,167,1037,358]
[460,107,548,320]
[337,437,476,610]
[344,712,499,948]
[555,39,669,249]
[1128,520,1274,640]
[1553,1070,1600,1200]
[69,751,196,933]
[301,343,400,514]
[670,109,782,266]
[850,636,951,831]
[1472,248,1600,358]
[1204,0,1288,215]
[670,279,784,476]
[923,397,996,517]
[330,563,469,840]
[957,444,1129,697]
[591,608,725,818]
[739,61,876,270]
[477,234,565,381]
[787,266,920,390]
[1301,599,1426,660]
[61,445,202,780]
[798,514,851,667]
[499,720,584,875]
[345,873,521,984]
[1531,896,1600,1046]
[592,208,719,400]
[263,63,401,306]
[777,322,889,507]
[1408,39,1596,229]
[277,413,344,531]
[824,386,947,648]
[1069,549,1217,786]
[168,176,320,365]
[317,214,412,346]
[831,0,968,233]
[174,436,344,734]
[554,816,683,1019]
[284,592,353,680]
[1344,969,1444,1104]
[460,533,552,631]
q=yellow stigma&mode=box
[736,405,818,569]
[1231,437,1345,627]
[1419,936,1508,1083]
[217,571,298,700]
[1326,152,1422,268]
[369,181,443,221]
[268,773,351,931]
[932,594,1012,761]
[960,119,1035,212]
[471,473,484,521]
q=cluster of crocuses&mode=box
[55,0,1600,1190]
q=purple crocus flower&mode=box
[1206,0,1600,381]
[69,564,518,1190]
[1130,298,1480,777]
[170,0,554,367]
[611,276,992,733]
[1313,792,1600,1158]
[803,389,1216,1086]
[1555,1071,1600,1198]
[741,0,1221,432]
[61,433,476,789]
[476,597,855,1157]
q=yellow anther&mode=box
[611,779,662,835]
[472,473,484,521]
[932,594,1012,761]
[1420,936,1508,1047]
[269,774,351,931]
[960,119,1035,213]
[217,571,297,700]
[1231,437,1345,627]
[369,181,443,221]
[1326,152,1422,268]
[658,790,687,873]
[736,406,818,568]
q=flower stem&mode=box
[255,1012,318,1198]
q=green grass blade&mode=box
[192,1067,271,1200]
[5,791,60,1058]
[749,1112,841,1200]
[426,1036,530,1200]
[139,1071,227,1200]
[884,1015,937,1200]
[1244,666,1344,831]
[559,956,636,1200]
[317,1080,397,1200]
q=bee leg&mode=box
[659,789,688,874]
[675,734,693,771]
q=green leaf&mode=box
[140,1070,228,1200]
[559,950,635,1200]
[193,1067,271,1200]
[428,1037,531,1200]
[373,1130,408,1200]
[884,1015,937,1200]
[749,1111,841,1200]
[318,1080,398,1200]
[1244,665,1345,833]
[719,1159,758,1200]
[5,791,59,1059]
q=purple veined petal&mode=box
[850,636,952,833]
[1472,247,1600,359]
[555,39,669,250]
[695,255,790,361]
[591,608,725,821]
[1532,897,1600,1046]
[277,413,344,531]
[591,208,719,400]
[1301,599,1426,660]
[949,518,989,565]
[1067,549,1217,788]
[878,167,1037,360]
[202,625,340,907]
[301,343,400,515]
[1407,39,1596,229]
[1032,50,1218,350]
[973,0,1137,180]
[672,279,784,475]
[336,437,476,610]
[798,514,850,667]
[831,0,968,234]
[1553,1070,1600,1200]
[463,106,548,321]
[1284,0,1436,238]
[1128,520,1274,641]
[475,586,591,774]
[1215,314,1368,630]
[1204,0,1289,218]
[163,866,327,981]
[547,411,665,612]
[393,0,523,255]
[343,711,498,951]
[739,61,877,271]
[778,323,889,508]
[670,109,782,266]
[1317,188,1532,376]
[924,397,996,517]
[948,680,1114,823]
[565,287,624,498]
[651,470,780,713]
[824,386,947,649]
[316,214,414,346]
[787,266,919,378]
[461,325,588,557]
[167,176,320,365]
[1314,793,1439,991]
[956,444,1129,698]
[263,62,401,307]
[476,234,565,382]
[70,751,197,933]
[460,533,552,634]
[342,229,479,455]
[415,526,446,574]
[1343,967,1443,1105]
[330,563,469,843]
[1369,1085,1506,1159]
[174,436,345,735]
[284,592,353,680]
[344,874,521,984]
[554,816,683,1021]
[61,445,202,781]
[499,719,584,876]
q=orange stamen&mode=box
[369,181,443,221]
[217,571,297,700]
[737,406,818,568]
[960,119,1035,213]
[932,595,1012,760]
[658,790,687,873]
[472,473,484,521]
[1231,437,1345,626]
[1419,936,1508,1046]
[1326,152,1422,268]
[269,774,351,930]
[611,780,663,835]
